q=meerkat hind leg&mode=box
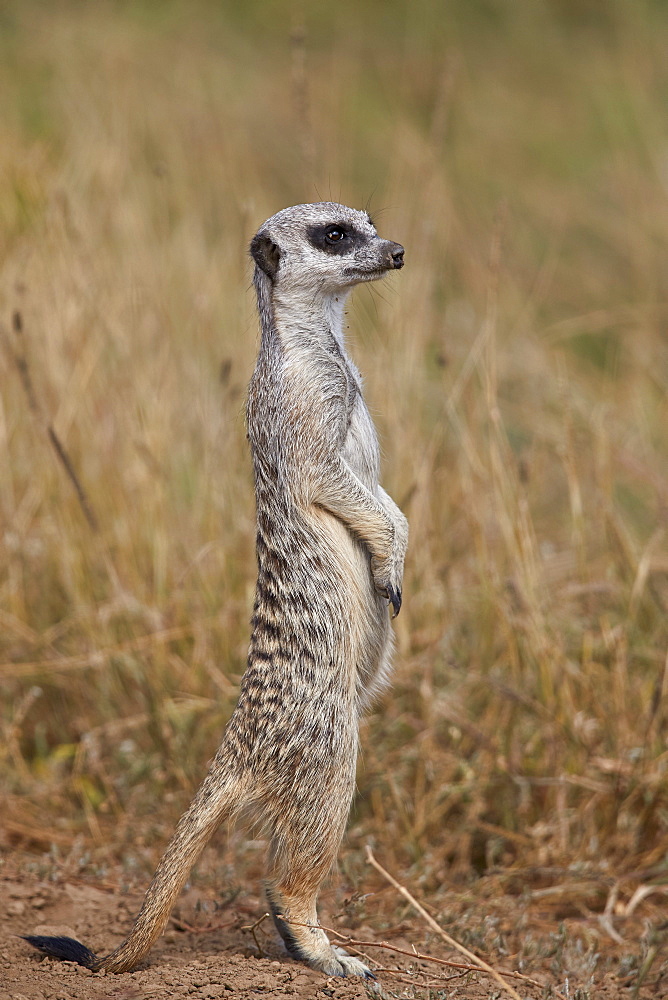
[265,881,374,979]
[263,792,373,979]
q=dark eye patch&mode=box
[307,223,367,256]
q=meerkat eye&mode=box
[325,226,346,243]
[307,223,356,254]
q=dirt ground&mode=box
[1,853,664,1000]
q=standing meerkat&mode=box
[24,202,408,979]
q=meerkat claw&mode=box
[387,585,402,618]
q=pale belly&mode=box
[307,505,391,705]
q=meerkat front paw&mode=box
[385,582,402,618]
[371,557,403,617]
[371,514,407,618]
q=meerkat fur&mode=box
[24,202,408,979]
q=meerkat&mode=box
[23,202,408,979]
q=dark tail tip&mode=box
[21,935,99,969]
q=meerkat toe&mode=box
[298,943,373,979]
[330,946,376,978]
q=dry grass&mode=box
[1,0,667,911]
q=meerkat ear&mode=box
[250,233,281,281]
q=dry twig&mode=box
[365,846,523,1000]
[240,912,271,958]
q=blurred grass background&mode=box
[1,0,667,893]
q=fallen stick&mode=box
[365,846,523,1000]
[323,930,542,989]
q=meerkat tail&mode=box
[24,765,246,973]
[20,935,99,968]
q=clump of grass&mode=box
[1,0,667,901]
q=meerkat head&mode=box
[250,202,404,296]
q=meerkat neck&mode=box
[272,286,351,351]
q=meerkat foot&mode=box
[267,891,375,979]
[330,945,376,979]
[291,940,374,979]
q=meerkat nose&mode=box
[387,243,405,269]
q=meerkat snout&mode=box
[386,242,405,269]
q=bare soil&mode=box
[1,854,662,1000]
